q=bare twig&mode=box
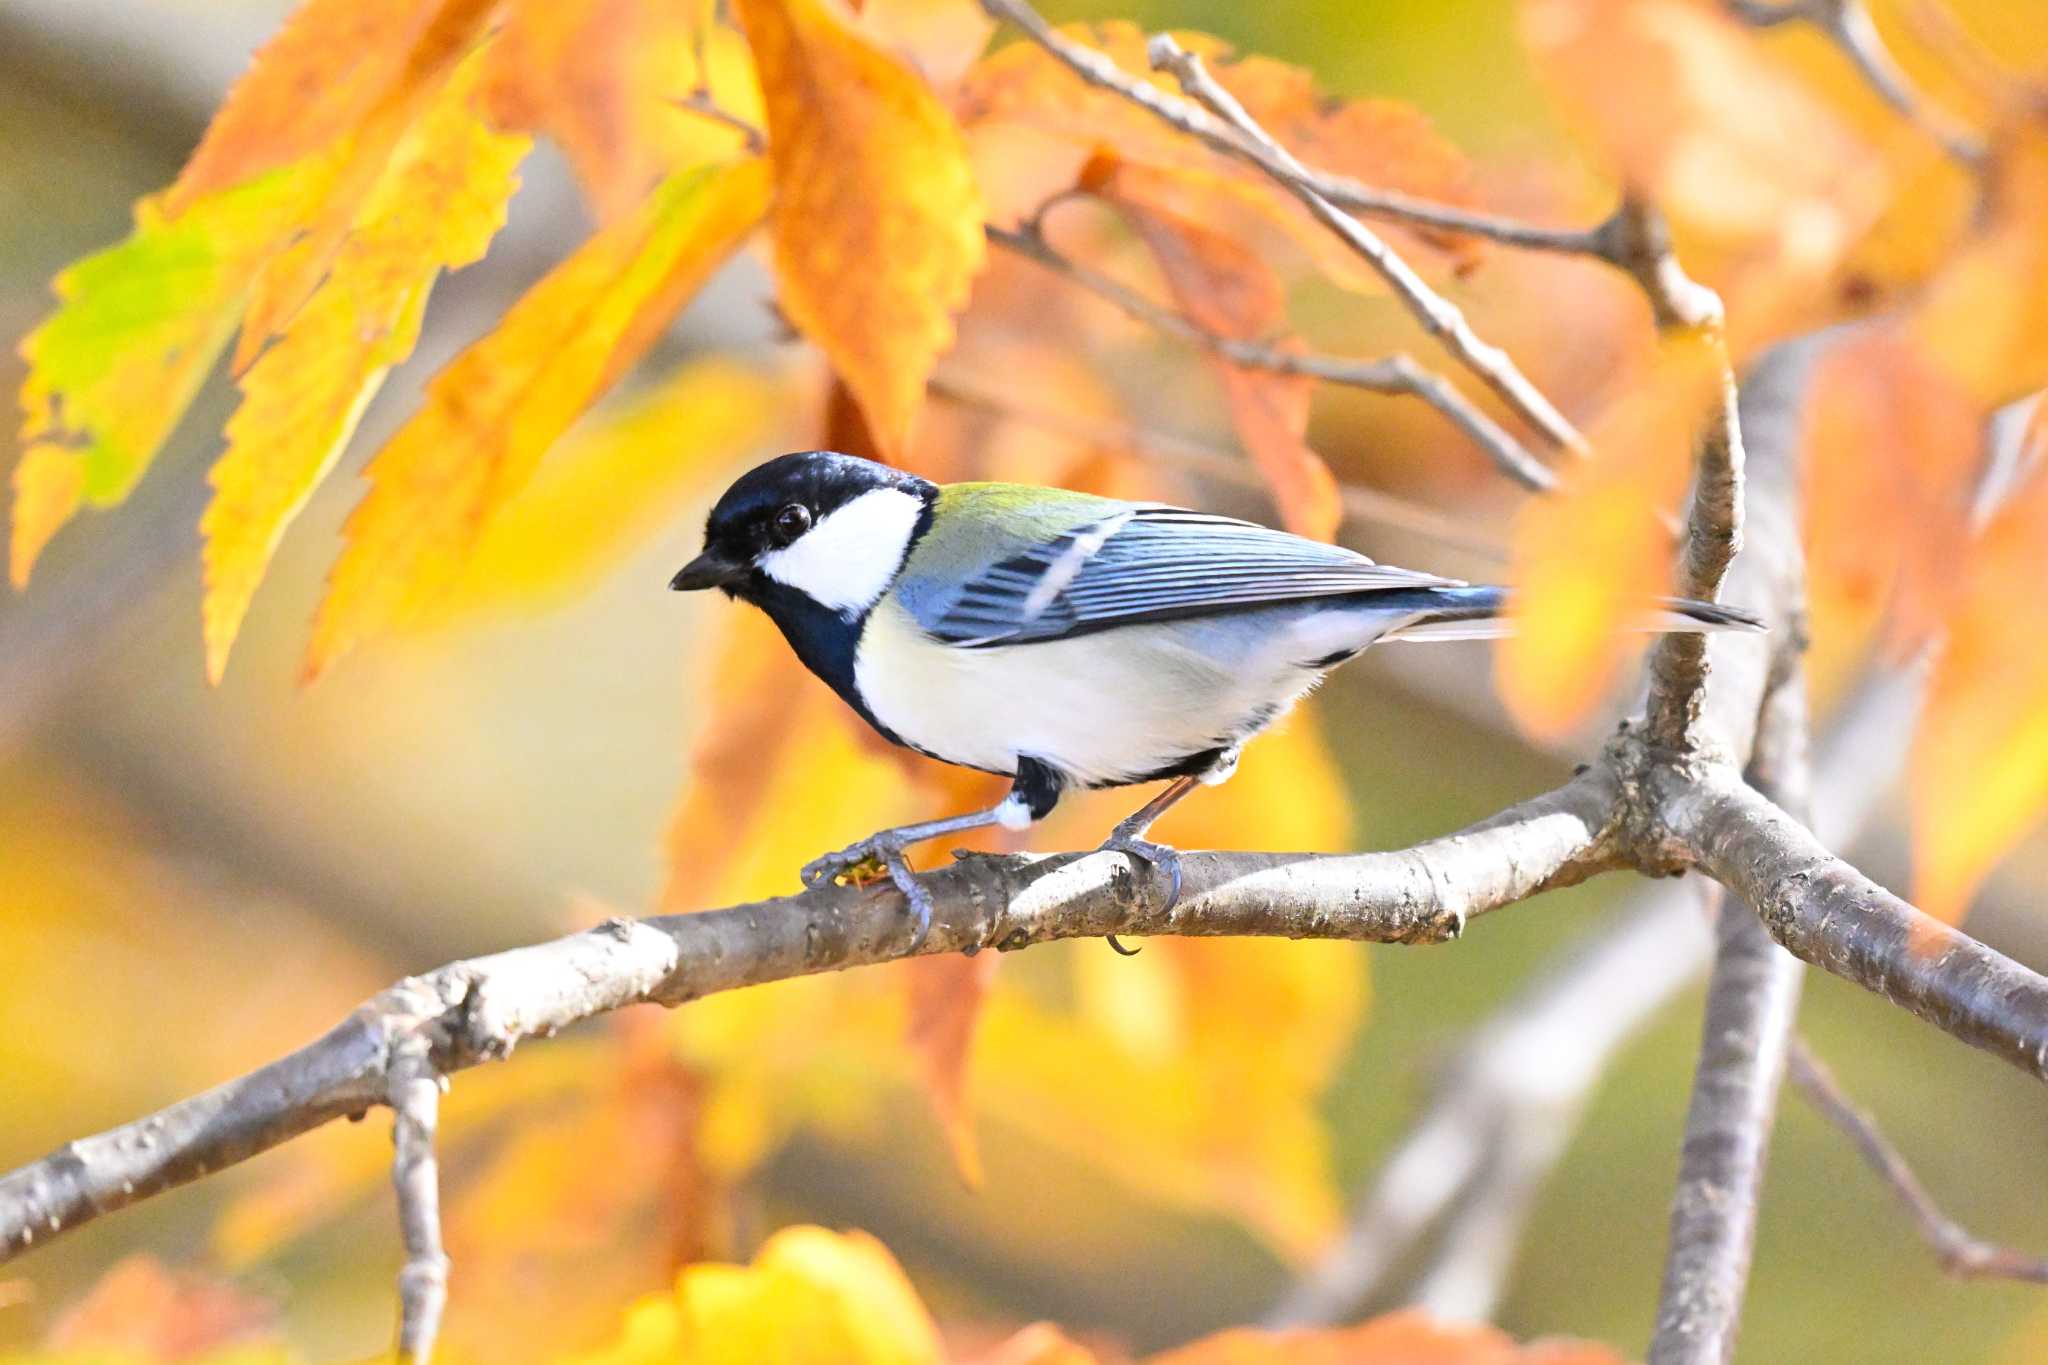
[671,89,766,155]
[1729,0,1987,166]
[925,374,1511,561]
[1144,36,1588,459]
[389,1044,450,1364]
[0,774,1619,1264]
[1789,1042,2048,1283]
[985,223,1558,492]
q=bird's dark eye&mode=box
[770,503,812,545]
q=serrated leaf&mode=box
[200,61,531,682]
[229,0,505,368]
[303,157,770,678]
[1102,174,1339,540]
[483,0,762,222]
[737,0,986,456]
[11,166,313,587]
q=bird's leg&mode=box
[801,805,1013,952]
[1098,775,1202,920]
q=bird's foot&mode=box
[802,836,934,951]
[1097,828,1184,916]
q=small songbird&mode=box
[672,450,1761,947]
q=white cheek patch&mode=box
[758,487,924,615]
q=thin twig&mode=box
[925,374,1511,561]
[985,222,1558,492]
[1789,1042,2048,1283]
[1729,0,1987,166]
[1145,36,1589,459]
[389,1044,450,1363]
[974,0,1608,255]
[671,90,766,155]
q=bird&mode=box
[671,450,1762,950]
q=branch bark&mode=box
[0,774,1618,1264]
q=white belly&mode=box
[852,598,1382,786]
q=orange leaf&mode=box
[1798,326,1983,692]
[1500,337,1721,739]
[1148,1310,1628,1365]
[1909,129,2048,407]
[46,1256,277,1360]
[303,157,769,677]
[200,58,530,682]
[737,0,987,456]
[230,0,505,368]
[1520,0,1890,345]
[484,0,761,222]
[1104,183,1339,539]
[957,24,1481,286]
[1910,457,2048,922]
[904,949,998,1186]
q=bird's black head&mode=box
[670,451,936,612]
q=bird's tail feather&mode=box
[1373,585,1765,643]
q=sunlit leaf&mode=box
[1909,129,2048,407]
[200,58,531,682]
[484,0,764,222]
[1798,325,1981,694]
[10,167,312,587]
[443,358,784,618]
[737,0,987,455]
[229,0,505,366]
[1500,336,1720,739]
[1911,457,2048,922]
[567,1226,942,1365]
[1098,169,1339,539]
[957,23,1482,287]
[304,157,770,677]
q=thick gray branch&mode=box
[0,774,1618,1265]
[1675,771,2048,1084]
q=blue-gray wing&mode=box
[907,505,1465,646]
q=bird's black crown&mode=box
[702,451,932,563]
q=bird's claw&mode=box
[1098,831,1184,915]
[801,837,933,951]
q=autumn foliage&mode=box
[7,0,2048,1358]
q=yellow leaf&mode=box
[568,1226,942,1365]
[10,166,313,587]
[1910,129,2048,407]
[484,0,764,222]
[736,0,987,455]
[230,0,504,367]
[444,359,783,617]
[303,157,770,678]
[200,59,531,682]
[1911,458,2048,922]
[1500,338,1720,740]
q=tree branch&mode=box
[1649,668,1811,1365]
[984,222,1559,492]
[1144,35,1588,458]
[1673,770,2048,1084]
[1788,1042,2048,1283]
[0,774,1619,1266]
[1728,0,1987,167]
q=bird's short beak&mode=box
[669,550,746,592]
